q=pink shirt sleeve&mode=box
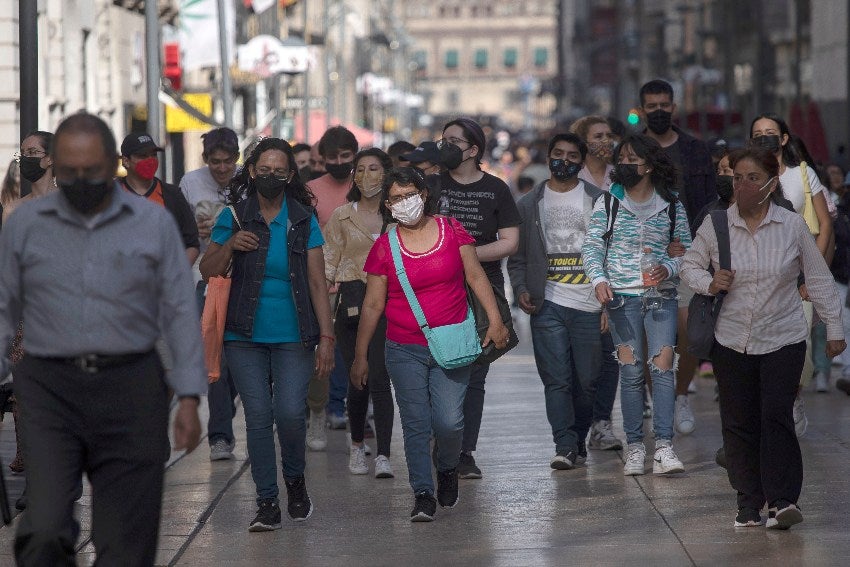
[445,215,476,247]
[363,234,391,277]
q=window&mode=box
[504,47,518,68]
[534,47,549,68]
[445,49,459,69]
[412,50,427,71]
[474,48,488,69]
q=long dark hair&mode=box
[749,113,798,167]
[347,148,393,202]
[611,133,680,202]
[728,147,787,206]
[226,137,314,206]
[379,167,434,225]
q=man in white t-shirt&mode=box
[179,127,240,462]
[508,133,606,470]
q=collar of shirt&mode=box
[249,199,289,227]
[39,181,135,229]
[728,201,784,231]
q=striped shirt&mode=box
[680,202,843,355]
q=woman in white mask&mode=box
[351,167,507,522]
[323,148,396,478]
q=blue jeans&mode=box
[327,346,348,417]
[224,341,314,504]
[593,330,619,422]
[384,340,470,495]
[196,280,238,446]
[530,301,601,452]
[606,295,678,444]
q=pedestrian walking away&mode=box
[351,167,508,521]
[200,137,335,533]
[0,113,205,566]
[681,146,845,530]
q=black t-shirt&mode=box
[437,171,522,286]
[661,140,685,192]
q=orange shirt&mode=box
[307,173,350,228]
[122,179,165,207]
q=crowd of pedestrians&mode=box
[3,76,850,564]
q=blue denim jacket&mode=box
[226,194,320,348]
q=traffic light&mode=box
[163,42,182,91]
[627,108,640,126]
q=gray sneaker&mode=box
[210,438,235,461]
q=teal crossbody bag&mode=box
[388,226,481,369]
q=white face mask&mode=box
[389,194,425,225]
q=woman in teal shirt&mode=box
[201,138,335,533]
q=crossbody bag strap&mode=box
[800,161,812,197]
[388,227,430,331]
[710,209,730,271]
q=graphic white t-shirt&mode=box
[543,183,600,312]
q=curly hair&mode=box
[611,133,680,203]
[347,148,393,202]
[569,115,609,142]
[226,137,314,206]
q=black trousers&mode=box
[712,340,805,510]
[14,352,170,567]
[336,315,394,456]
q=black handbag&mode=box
[335,280,367,321]
[686,210,730,359]
[467,282,519,365]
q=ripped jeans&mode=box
[606,294,678,445]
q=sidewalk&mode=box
[4,311,850,565]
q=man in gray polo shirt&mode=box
[0,113,205,566]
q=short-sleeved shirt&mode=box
[779,164,826,214]
[438,171,522,286]
[211,202,324,343]
[306,173,350,227]
[364,216,475,346]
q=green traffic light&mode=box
[627,112,640,126]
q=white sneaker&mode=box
[587,420,623,450]
[307,410,327,451]
[674,395,696,435]
[209,438,235,461]
[653,442,685,474]
[687,379,698,393]
[347,436,372,456]
[815,372,829,393]
[623,443,646,476]
[374,455,394,478]
[793,396,808,437]
[348,444,369,475]
[327,412,348,430]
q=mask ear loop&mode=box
[757,176,777,205]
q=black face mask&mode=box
[325,161,353,181]
[59,178,113,214]
[19,156,47,183]
[438,142,464,170]
[716,175,734,203]
[646,109,673,135]
[549,159,582,181]
[614,163,644,188]
[751,135,781,153]
[254,174,287,200]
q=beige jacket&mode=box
[323,202,384,284]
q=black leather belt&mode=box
[44,351,153,374]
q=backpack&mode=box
[601,192,677,253]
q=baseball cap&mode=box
[202,127,239,155]
[400,141,440,164]
[120,132,164,157]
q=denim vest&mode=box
[225,194,320,348]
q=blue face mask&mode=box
[549,158,582,181]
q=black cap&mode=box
[121,132,164,157]
[400,141,440,164]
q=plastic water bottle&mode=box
[641,247,663,310]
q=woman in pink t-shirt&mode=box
[351,167,507,522]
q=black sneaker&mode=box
[284,476,313,521]
[249,499,282,532]
[457,453,482,479]
[837,377,850,396]
[436,468,459,508]
[410,491,437,522]
[734,507,763,527]
[577,441,588,464]
[766,500,803,530]
[550,450,577,470]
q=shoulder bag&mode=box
[388,226,481,369]
[800,161,820,236]
[201,205,241,382]
[686,209,730,359]
[467,282,518,365]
